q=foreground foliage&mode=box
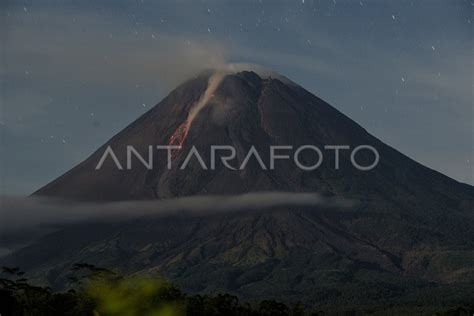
[0,265,472,316]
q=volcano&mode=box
[4,68,474,308]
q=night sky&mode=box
[1,0,472,195]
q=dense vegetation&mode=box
[0,265,472,316]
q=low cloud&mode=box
[0,192,354,233]
[0,192,354,256]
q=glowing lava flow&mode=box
[168,120,190,159]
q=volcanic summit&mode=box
[7,67,473,305]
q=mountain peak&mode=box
[33,68,471,204]
[197,63,295,86]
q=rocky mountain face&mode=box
[4,69,474,306]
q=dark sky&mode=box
[1,0,472,195]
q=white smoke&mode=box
[149,37,227,91]
[187,71,227,124]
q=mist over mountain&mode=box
[2,68,474,307]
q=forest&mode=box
[0,264,472,316]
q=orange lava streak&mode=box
[168,120,190,159]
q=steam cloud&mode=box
[147,37,227,91]
[187,71,227,123]
[151,35,293,96]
